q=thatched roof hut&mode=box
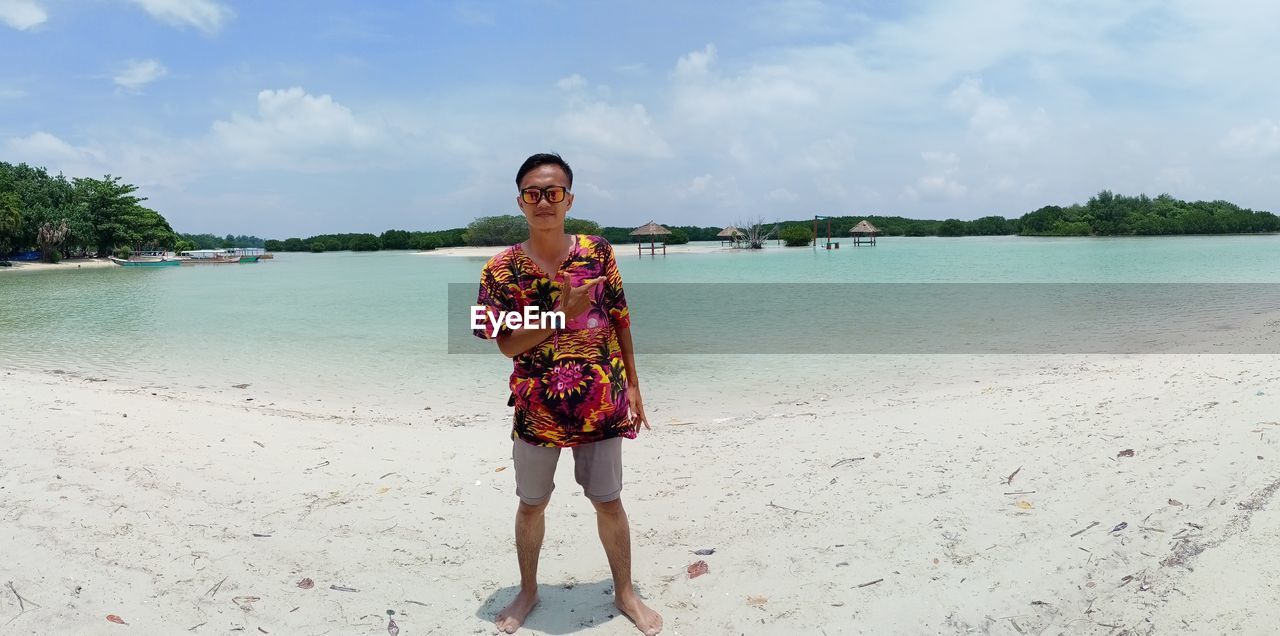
[849,220,880,235]
[630,221,672,237]
[849,219,879,246]
[631,221,671,255]
[716,225,743,238]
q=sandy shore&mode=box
[1,355,1278,634]
[0,257,115,272]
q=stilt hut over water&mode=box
[849,220,880,246]
[630,221,672,255]
[717,225,744,247]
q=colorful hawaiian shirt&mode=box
[474,234,634,447]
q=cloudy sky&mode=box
[2,0,1278,237]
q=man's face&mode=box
[517,164,574,232]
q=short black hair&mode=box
[516,153,573,189]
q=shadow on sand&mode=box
[477,580,633,634]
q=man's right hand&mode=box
[558,276,603,320]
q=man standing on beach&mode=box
[473,153,662,635]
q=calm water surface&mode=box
[3,236,1279,409]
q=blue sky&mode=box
[1,0,1278,237]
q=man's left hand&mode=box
[627,385,650,430]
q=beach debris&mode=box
[387,618,400,636]
[746,595,767,606]
[377,486,391,494]
[296,578,314,589]
[252,441,265,448]
[857,578,884,588]
[831,457,864,468]
[767,501,814,515]
[693,548,715,556]
[232,596,261,610]
[106,614,128,625]
[258,628,269,634]
[329,585,360,593]
[251,532,271,538]
[1111,522,1128,533]
[1117,449,1135,458]
[232,384,250,389]
[687,560,709,578]
[1070,521,1101,537]
[1015,500,1033,510]
[495,466,507,472]
[872,452,881,458]
[1004,490,1035,496]
[205,576,228,598]
[1005,466,1023,485]
[1168,498,1184,506]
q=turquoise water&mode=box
[3,236,1280,410]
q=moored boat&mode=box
[109,256,181,267]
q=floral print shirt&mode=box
[474,235,634,447]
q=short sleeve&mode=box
[474,265,515,340]
[599,240,630,329]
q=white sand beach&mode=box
[0,258,115,272]
[2,353,1278,634]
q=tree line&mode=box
[0,161,181,262]
[6,159,1276,263]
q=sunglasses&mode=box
[520,186,569,205]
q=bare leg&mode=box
[592,498,662,635]
[496,500,547,633]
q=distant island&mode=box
[3,159,1277,263]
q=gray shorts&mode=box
[512,437,623,505]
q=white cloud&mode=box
[114,59,168,91]
[0,0,46,30]
[132,0,232,34]
[2,132,109,178]
[946,78,1044,147]
[1220,118,1280,158]
[556,100,670,159]
[210,87,383,169]
[556,74,587,91]
[921,150,959,164]
[674,44,716,79]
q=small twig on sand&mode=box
[1070,521,1100,538]
[7,581,40,612]
[1004,490,1036,495]
[830,457,864,468]
[4,581,40,627]
[404,600,428,607]
[188,621,207,631]
[205,576,228,598]
[767,501,814,515]
[329,585,359,593]
[1005,466,1022,486]
[856,578,884,588]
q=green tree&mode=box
[780,224,813,247]
[73,175,144,256]
[282,237,306,251]
[348,233,382,251]
[564,218,602,236]
[666,228,690,245]
[410,234,442,250]
[0,192,22,258]
[937,219,966,237]
[465,215,527,246]
[380,229,412,250]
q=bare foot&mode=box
[495,589,539,634]
[615,591,663,635]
